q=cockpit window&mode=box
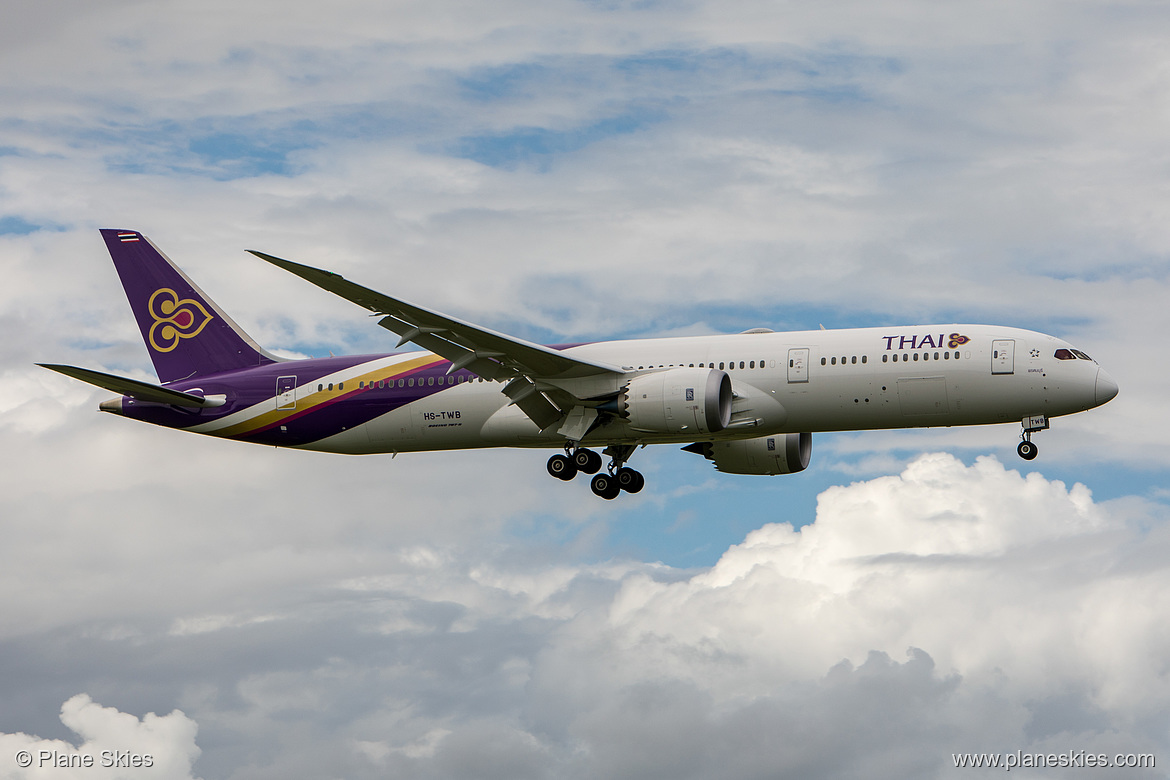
[1054,349,1076,360]
[1071,350,1093,361]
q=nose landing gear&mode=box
[547,443,644,498]
[1017,415,1048,461]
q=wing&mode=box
[248,250,625,432]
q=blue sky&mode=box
[2,2,1169,778]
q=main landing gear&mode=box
[546,444,644,499]
[1017,415,1049,461]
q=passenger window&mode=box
[892,354,898,362]
[428,376,434,386]
[739,361,745,369]
[934,352,939,360]
[408,378,414,387]
[882,355,888,363]
[318,383,323,391]
[820,358,826,366]
[862,355,867,364]
[944,352,949,360]
[913,354,919,361]
[851,356,857,364]
[749,361,755,369]
[328,383,334,391]
[831,357,837,365]
[719,362,725,369]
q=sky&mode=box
[1,1,1169,777]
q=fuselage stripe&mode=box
[208,354,446,439]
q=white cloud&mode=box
[0,694,200,780]
[4,454,1165,779]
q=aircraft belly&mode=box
[776,366,1041,433]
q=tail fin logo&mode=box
[148,288,214,353]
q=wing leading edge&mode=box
[248,250,624,432]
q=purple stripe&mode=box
[120,353,482,446]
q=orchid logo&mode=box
[947,333,971,349]
[148,288,214,352]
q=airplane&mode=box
[39,230,1119,499]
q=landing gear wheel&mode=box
[547,453,578,480]
[590,473,621,500]
[616,467,644,494]
[573,448,603,474]
[1017,440,1038,460]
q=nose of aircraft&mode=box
[1095,368,1119,406]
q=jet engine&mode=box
[621,368,732,435]
[683,432,812,475]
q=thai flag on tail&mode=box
[117,232,140,242]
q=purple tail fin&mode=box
[100,229,281,383]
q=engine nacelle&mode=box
[684,432,812,475]
[622,368,732,435]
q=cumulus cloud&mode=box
[518,454,1167,777]
[0,694,200,780]
[6,454,1164,779]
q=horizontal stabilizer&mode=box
[37,364,224,408]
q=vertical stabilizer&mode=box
[100,229,280,383]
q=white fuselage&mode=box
[232,324,1109,455]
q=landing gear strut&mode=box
[546,443,644,498]
[1017,415,1048,461]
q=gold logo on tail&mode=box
[148,288,214,352]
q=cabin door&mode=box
[991,340,1015,375]
[787,348,809,383]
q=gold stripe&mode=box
[209,355,444,438]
